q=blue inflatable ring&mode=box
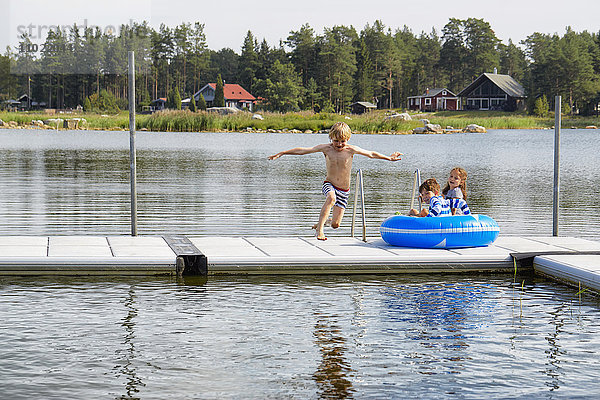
[380,214,500,249]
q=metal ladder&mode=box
[351,168,422,241]
[409,169,422,212]
[350,169,367,242]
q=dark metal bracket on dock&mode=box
[511,250,600,269]
[163,236,207,276]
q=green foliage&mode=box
[100,90,120,113]
[6,109,600,133]
[138,88,151,107]
[303,78,321,111]
[320,100,335,113]
[256,60,304,112]
[319,25,358,113]
[214,74,225,107]
[174,87,182,110]
[524,28,600,115]
[166,87,182,110]
[83,97,92,112]
[286,23,317,86]
[533,95,549,117]
[3,18,600,120]
[197,93,207,110]
[238,31,259,92]
[87,90,120,113]
[188,94,197,112]
[354,38,374,102]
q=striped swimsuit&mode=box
[322,181,350,209]
[427,196,471,217]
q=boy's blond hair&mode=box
[329,122,352,141]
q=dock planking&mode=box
[0,235,600,293]
[535,254,600,292]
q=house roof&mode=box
[198,83,256,101]
[408,88,457,98]
[421,88,455,97]
[459,73,526,98]
[351,101,377,108]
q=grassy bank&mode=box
[1,109,598,133]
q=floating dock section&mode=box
[0,235,599,292]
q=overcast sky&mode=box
[2,0,599,53]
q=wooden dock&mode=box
[0,235,599,292]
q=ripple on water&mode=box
[4,275,600,398]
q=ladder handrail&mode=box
[350,169,367,242]
[409,169,422,212]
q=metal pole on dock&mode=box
[552,96,561,237]
[128,51,138,236]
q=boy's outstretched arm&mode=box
[268,144,327,160]
[352,146,403,161]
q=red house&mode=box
[194,83,256,111]
[407,88,459,112]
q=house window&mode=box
[442,91,447,95]
[425,98,431,105]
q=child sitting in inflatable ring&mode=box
[409,178,470,217]
[442,167,468,215]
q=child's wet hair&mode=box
[419,178,440,195]
[329,122,352,141]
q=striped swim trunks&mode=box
[322,181,350,209]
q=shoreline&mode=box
[0,110,598,134]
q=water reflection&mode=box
[313,315,355,399]
[115,286,144,399]
[383,282,498,375]
[2,275,600,397]
[545,303,567,391]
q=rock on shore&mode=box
[384,112,411,121]
[462,124,486,133]
[413,123,443,134]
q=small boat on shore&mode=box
[380,214,500,249]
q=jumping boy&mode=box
[269,122,403,240]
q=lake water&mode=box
[1,128,600,398]
[1,128,599,239]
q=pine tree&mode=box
[214,74,225,107]
[197,93,207,110]
[238,31,259,92]
[189,94,197,112]
[533,95,549,117]
[166,90,174,109]
[354,38,374,102]
[260,60,304,112]
[98,89,120,113]
[173,87,181,110]
[83,97,92,112]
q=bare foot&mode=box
[316,228,327,241]
[312,218,332,229]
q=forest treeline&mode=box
[1,18,600,115]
